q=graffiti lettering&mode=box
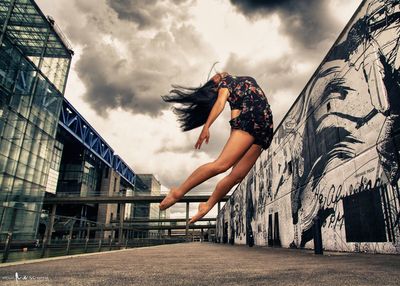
[326,211,345,230]
[355,167,375,178]
[312,176,386,230]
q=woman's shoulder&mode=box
[222,73,234,80]
[239,75,255,81]
[238,76,259,85]
[221,74,258,85]
[220,74,235,84]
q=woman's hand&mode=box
[195,126,210,149]
[193,92,227,150]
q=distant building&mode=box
[48,99,148,241]
[135,174,164,237]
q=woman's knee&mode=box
[212,160,232,173]
[231,172,245,184]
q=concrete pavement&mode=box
[0,242,399,285]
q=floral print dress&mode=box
[218,75,274,150]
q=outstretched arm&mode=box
[204,88,229,128]
[194,88,229,149]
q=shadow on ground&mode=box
[0,242,399,286]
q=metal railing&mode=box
[0,206,214,264]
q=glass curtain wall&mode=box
[0,0,72,240]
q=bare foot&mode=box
[189,202,211,224]
[159,187,182,210]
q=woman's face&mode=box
[211,72,228,85]
[211,73,223,85]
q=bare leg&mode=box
[159,129,255,210]
[189,144,262,224]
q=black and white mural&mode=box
[216,0,400,254]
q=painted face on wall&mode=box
[288,63,364,232]
[333,0,400,114]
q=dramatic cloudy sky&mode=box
[36,0,361,219]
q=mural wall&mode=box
[216,0,400,254]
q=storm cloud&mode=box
[45,0,357,118]
[63,0,217,117]
[229,0,342,50]
[107,0,191,29]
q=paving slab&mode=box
[0,242,399,286]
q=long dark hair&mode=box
[161,79,218,131]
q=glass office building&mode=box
[0,0,73,240]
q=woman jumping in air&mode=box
[159,70,273,224]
